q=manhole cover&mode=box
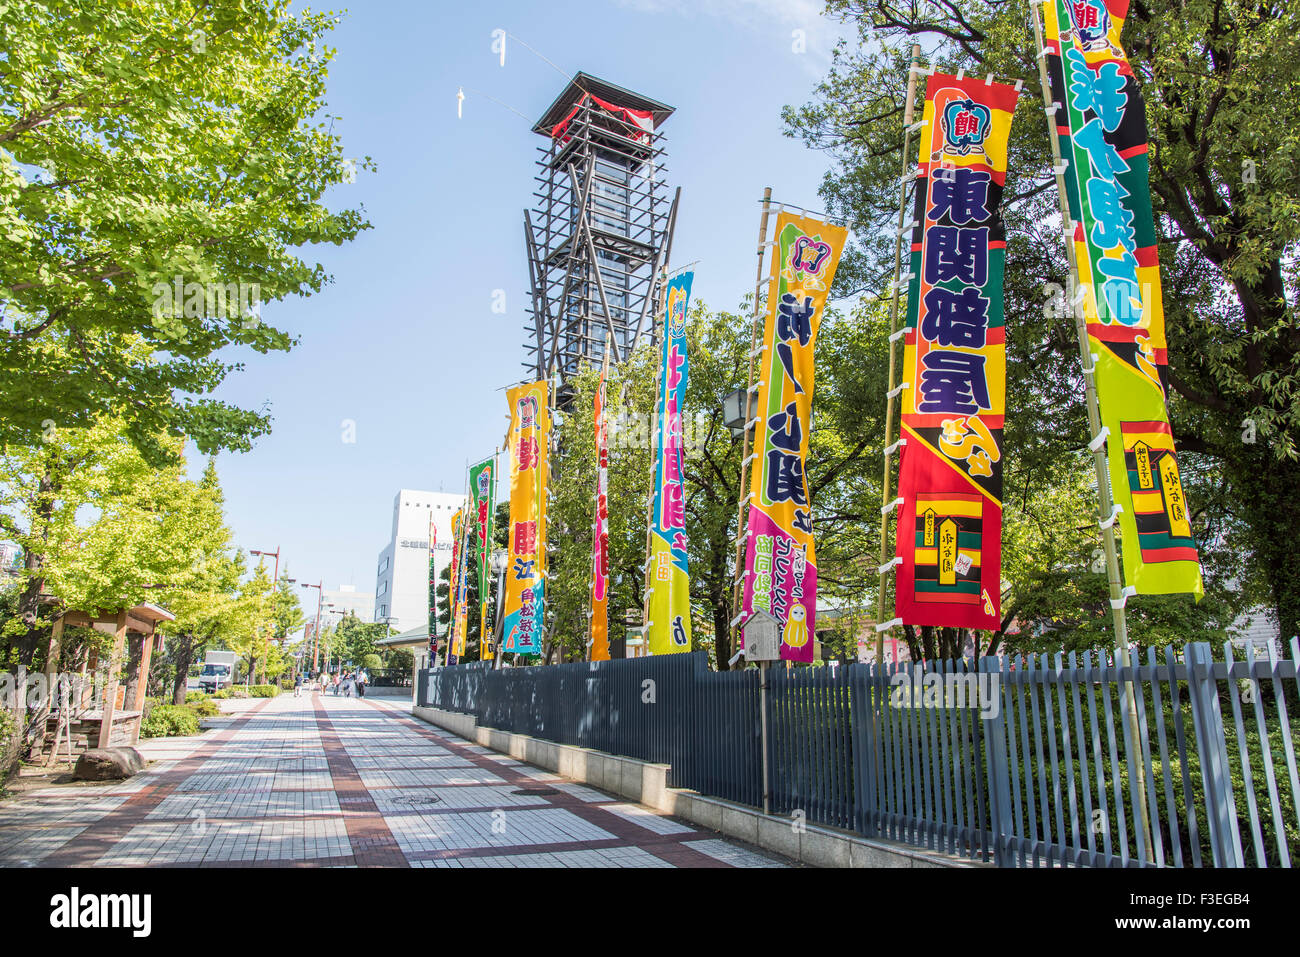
[511,788,560,797]
[391,794,442,806]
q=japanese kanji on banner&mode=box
[428,515,438,659]
[893,72,1018,631]
[1046,0,1202,597]
[449,507,468,660]
[741,216,845,663]
[502,381,550,654]
[590,351,611,661]
[469,455,497,660]
[646,272,694,655]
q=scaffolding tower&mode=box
[524,73,678,382]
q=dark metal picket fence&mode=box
[419,639,1300,868]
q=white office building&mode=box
[320,584,375,631]
[374,489,465,634]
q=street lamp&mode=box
[250,547,281,583]
[301,580,323,673]
[722,386,756,438]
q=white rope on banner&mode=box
[730,612,746,628]
[1045,102,1063,116]
[875,618,903,633]
[1082,352,1100,375]
[877,556,903,575]
[884,439,907,457]
[886,381,911,399]
[880,496,904,515]
[1088,426,1111,453]
[889,326,907,342]
[897,220,919,237]
[1098,503,1123,531]
[1014,78,1025,93]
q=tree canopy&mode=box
[0,0,372,463]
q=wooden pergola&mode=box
[47,601,176,750]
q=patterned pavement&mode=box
[0,691,789,868]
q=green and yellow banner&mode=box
[469,455,497,660]
[1046,0,1202,597]
[646,273,694,655]
[502,381,550,654]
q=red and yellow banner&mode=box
[894,73,1019,631]
[740,214,845,663]
[1045,0,1202,597]
[590,354,611,661]
[502,381,550,655]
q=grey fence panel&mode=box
[417,639,1298,868]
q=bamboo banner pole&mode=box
[728,187,774,665]
[875,44,923,665]
[1028,0,1150,853]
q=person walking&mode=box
[356,668,367,699]
[294,672,303,698]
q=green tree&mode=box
[0,0,372,462]
[227,562,275,686]
[155,460,245,704]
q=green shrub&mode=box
[0,709,18,782]
[141,704,200,738]
[187,698,220,718]
[212,689,232,699]
[248,684,280,698]
[185,691,211,704]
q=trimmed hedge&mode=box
[141,704,200,738]
[248,684,280,698]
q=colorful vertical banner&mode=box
[891,74,1018,630]
[447,508,464,664]
[646,273,694,655]
[741,216,845,663]
[502,381,550,655]
[469,456,497,660]
[893,73,1018,631]
[590,352,611,661]
[1045,0,1202,597]
[428,515,438,661]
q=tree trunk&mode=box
[1236,453,1300,645]
[171,634,195,705]
[712,590,732,671]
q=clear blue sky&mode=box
[200,0,852,599]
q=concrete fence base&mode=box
[411,704,983,869]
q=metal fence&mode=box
[418,639,1299,867]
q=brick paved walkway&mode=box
[0,692,788,868]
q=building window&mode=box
[378,557,389,575]
[377,580,388,596]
